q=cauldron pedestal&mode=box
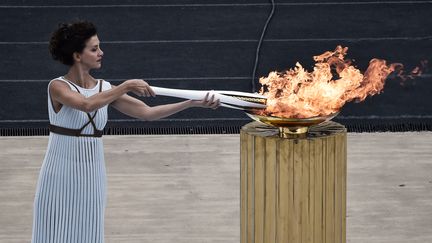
[240,121,347,243]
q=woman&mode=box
[32,20,219,243]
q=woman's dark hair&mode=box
[49,20,97,66]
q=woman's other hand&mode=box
[190,92,220,109]
[123,79,155,97]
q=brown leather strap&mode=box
[66,80,81,93]
[99,79,103,92]
[81,111,99,134]
[86,80,103,132]
[49,124,103,137]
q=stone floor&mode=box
[0,132,431,243]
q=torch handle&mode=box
[150,86,266,110]
[150,86,210,100]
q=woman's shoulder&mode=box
[48,76,71,88]
[50,76,67,82]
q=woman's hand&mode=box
[190,92,220,109]
[123,79,155,97]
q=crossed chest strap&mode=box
[49,80,104,138]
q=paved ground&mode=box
[0,132,431,243]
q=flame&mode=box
[257,45,402,118]
[398,59,428,83]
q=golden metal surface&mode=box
[245,111,339,137]
[230,96,267,104]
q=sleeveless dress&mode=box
[31,76,111,243]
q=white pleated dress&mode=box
[32,76,111,243]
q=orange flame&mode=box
[257,45,402,118]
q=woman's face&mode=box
[77,35,103,69]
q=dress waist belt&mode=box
[49,124,103,137]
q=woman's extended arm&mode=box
[49,79,154,113]
[110,85,219,121]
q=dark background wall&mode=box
[1,0,431,135]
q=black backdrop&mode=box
[1,0,431,135]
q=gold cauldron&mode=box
[244,111,340,138]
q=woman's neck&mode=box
[65,65,97,89]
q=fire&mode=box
[257,45,403,118]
